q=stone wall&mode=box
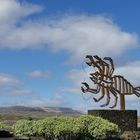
[88,110,137,132]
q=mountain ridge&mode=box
[0,105,83,115]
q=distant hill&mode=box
[0,106,83,126]
[0,106,44,112]
[0,106,83,125]
[0,106,82,115]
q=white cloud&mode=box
[62,68,96,94]
[0,0,139,62]
[0,73,32,96]
[0,73,20,86]
[10,88,32,96]
[3,16,138,59]
[23,94,69,107]
[27,70,50,78]
[0,0,42,23]
[0,87,32,96]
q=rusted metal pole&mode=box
[120,95,125,110]
[119,76,125,110]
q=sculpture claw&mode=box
[93,97,98,102]
[81,87,86,93]
[85,55,93,66]
[81,82,89,93]
[104,57,112,60]
[100,104,107,107]
[81,82,89,88]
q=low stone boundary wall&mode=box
[88,109,137,132]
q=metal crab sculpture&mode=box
[81,55,140,110]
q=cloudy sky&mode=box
[0,0,140,114]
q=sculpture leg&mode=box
[93,86,104,102]
[100,86,110,107]
[109,88,118,108]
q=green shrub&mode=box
[52,116,74,137]
[71,115,119,139]
[33,117,59,137]
[0,122,6,129]
[13,115,119,140]
[13,120,35,136]
[86,115,119,139]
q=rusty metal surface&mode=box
[81,55,140,110]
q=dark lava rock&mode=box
[0,130,13,137]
